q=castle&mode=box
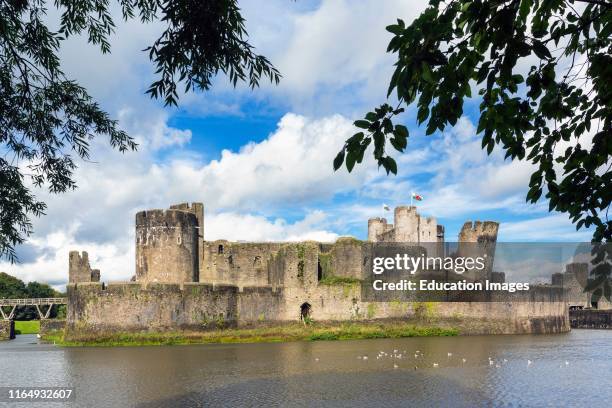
[65,203,569,335]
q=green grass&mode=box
[318,275,361,286]
[15,320,40,334]
[42,321,459,347]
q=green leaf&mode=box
[519,0,532,21]
[394,124,408,138]
[354,120,371,129]
[333,150,345,171]
[346,151,356,172]
[421,62,434,83]
[532,40,552,60]
[382,157,398,175]
[417,106,429,124]
[365,112,377,121]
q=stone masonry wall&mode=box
[67,282,242,332]
[0,320,15,340]
[135,209,199,283]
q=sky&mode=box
[1,0,595,289]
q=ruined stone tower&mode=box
[68,251,101,283]
[457,221,499,281]
[135,204,201,283]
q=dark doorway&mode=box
[317,259,323,281]
[218,244,224,254]
[300,302,311,321]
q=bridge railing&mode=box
[0,298,67,306]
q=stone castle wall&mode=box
[64,202,570,336]
[67,280,569,335]
[552,263,612,310]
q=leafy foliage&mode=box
[334,0,611,298]
[335,0,611,239]
[0,0,280,261]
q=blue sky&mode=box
[1,0,595,287]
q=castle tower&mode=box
[135,208,199,283]
[393,206,420,242]
[69,251,91,283]
[565,262,588,287]
[367,218,387,242]
[458,221,499,243]
[457,221,499,281]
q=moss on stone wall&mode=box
[318,252,334,278]
[367,303,377,319]
[296,244,305,279]
[318,276,361,286]
[413,302,438,320]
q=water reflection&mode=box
[1,330,610,407]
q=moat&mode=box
[1,330,610,407]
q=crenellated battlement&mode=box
[458,221,499,243]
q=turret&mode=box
[393,206,420,242]
[367,218,387,242]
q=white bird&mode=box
[414,354,419,358]
[527,360,532,366]
[447,352,453,357]
[495,364,501,368]
[394,364,399,369]
[36,334,41,339]
[315,358,319,362]
[503,359,508,363]
[565,361,569,366]
[433,363,439,368]
[489,360,494,366]
[462,358,467,363]
[363,356,368,360]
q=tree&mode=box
[0,272,66,320]
[0,272,63,319]
[0,0,280,262]
[334,0,611,297]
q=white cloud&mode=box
[206,210,338,243]
[0,113,366,286]
[499,214,593,241]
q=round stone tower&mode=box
[367,218,387,242]
[135,209,199,283]
[393,206,419,242]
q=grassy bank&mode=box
[42,322,458,347]
[15,320,40,335]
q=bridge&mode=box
[0,298,67,320]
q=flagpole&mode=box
[410,192,413,206]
